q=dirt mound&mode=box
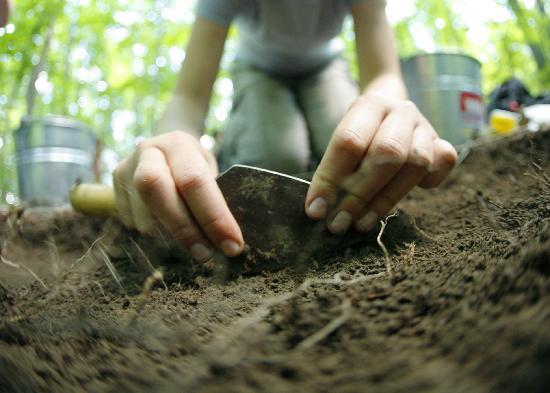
[0,130,549,393]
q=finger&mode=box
[129,175,161,237]
[305,95,387,220]
[354,163,428,232]
[133,145,214,262]
[409,123,435,170]
[419,138,458,188]
[327,101,417,234]
[112,157,135,228]
[201,148,219,177]
[158,133,244,257]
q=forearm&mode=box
[352,0,407,101]
[155,93,208,138]
[156,17,228,139]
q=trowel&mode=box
[71,165,371,272]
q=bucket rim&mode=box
[401,51,481,66]
[16,115,94,135]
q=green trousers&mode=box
[218,58,359,174]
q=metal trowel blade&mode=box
[216,165,367,272]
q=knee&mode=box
[220,137,309,174]
[256,147,309,174]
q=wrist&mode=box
[362,73,408,101]
[155,94,206,137]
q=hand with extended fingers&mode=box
[305,93,458,233]
[113,131,244,263]
[112,94,456,263]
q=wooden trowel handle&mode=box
[70,183,118,218]
[71,167,311,219]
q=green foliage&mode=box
[0,0,548,206]
[392,0,549,94]
[0,0,195,204]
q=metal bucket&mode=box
[14,115,97,207]
[401,53,486,146]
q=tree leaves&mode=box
[0,0,547,205]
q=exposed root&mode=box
[377,211,399,276]
[1,255,48,290]
[98,245,123,291]
[131,239,168,290]
[129,270,165,323]
[46,236,62,278]
[123,247,138,266]
[68,233,108,271]
[525,171,550,192]
[531,160,542,171]
[294,298,352,351]
[403,242,416,264]
[92,280,106,297]
[141,270,165,298]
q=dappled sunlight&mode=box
[0,0,547,205]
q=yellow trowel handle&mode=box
[70,183,118,218]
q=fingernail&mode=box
[190,243,213,262]
[356,211,378,232]
[329,210,353,234]
[411,149,431,168]
[307,197,327,220]
[221,239,242,257]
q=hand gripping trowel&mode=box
[71,165,373,273]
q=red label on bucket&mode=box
[460,92,484,124]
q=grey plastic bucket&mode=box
[14,115,97,207]
[401,53,486,146]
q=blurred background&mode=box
[0,0,549,207]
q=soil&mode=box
[0,129,549,393]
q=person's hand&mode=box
[305,93,458,233]
[113,131,244,262]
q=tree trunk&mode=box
[25,18,55,116]
[507,0,546,70]
[535,0,547,15]
[59,25,75,115]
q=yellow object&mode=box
[489,109,520,134]
[70,183,118,218]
